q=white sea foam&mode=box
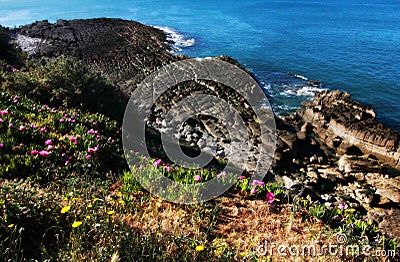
[283,85,326,97]
[294,74,308,81]
[155,26,195,52]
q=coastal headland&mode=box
[1,18,399,260]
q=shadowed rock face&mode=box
[300,90,400,169]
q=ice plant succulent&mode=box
[30,149,39,155]
[39,150,49,157]
[266,192,275,204]
[153,159,162,167]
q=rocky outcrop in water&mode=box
[301,90,400,169]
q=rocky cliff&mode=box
[2,18,399,239]
[301,90,400,169]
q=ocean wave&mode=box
[287,72,308,81]
[282,85,326,97]
[155,26,195,52]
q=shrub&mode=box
[1,57,127,120]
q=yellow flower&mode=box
[61,206,71,214]
[71,197,78,202]
[118,199,125,205]
[85,215,91,219]
[72,221,82,228]
[93,197,99,202]
[87,204,93,208]
[107,210,115,215]
[7,224,15,228]
[195,245,204,252]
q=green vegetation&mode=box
[0,54,398,261]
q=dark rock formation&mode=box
[301,90,400,169]
[13,18,178,94]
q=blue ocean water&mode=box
[1,0,400,130]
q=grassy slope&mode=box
[0,33,398,261]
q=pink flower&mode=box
[47,145,54,151]
[9,123,14,127]
[69,136,76,142]
[239,175,246,180]
[0,143,3,148]
[194,175,202,182]
[250,188,257,194]
[258,181,265,187]
[266,192,275,204]
[86,154,92,159]
[92,121,97,125]
[88,148,95,153]
[153,159,162,167]
[30,123,36,128]
[87,129,96,135]
[39,150,49,157]
[0,118,4,123]
[30,149,39,155]
[96,135,101,139]
[165,165,172,172]
[252,180,260,186]
[40,127,46,132]
[76,135,81,140]
[217,171,227,179]
[45,139,52,145]
[338,203,348,210]
[19,125,26,131]
[1,110,8,116]
[65,160,70,166]
[59,118,65,123]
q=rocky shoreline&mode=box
[2,18,399,239]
